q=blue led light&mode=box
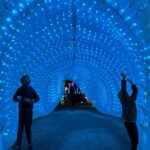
[126,16,131,21]
[6,17,11,22]
[0,0,150,150]
[120,9,125,13]
[19,3,24,8]
[1,26,6,30]
[12,10,18,15]
[132,23,137,27]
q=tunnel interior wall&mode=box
[0,0,150,149]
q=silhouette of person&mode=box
[69,82,75,105]
[13,75,40,150]
[118,72,138,150]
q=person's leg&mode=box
[17,111,25,147]
[130,122,138,150]
[124,122,138,150]
[25,111,33,145]
[72,94,75,105]
[70,94,74,105]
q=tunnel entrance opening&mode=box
[55,80,96,111]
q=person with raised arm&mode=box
[118,72,138,150]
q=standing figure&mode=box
[69,82,75,105]
[13,75,40,150]
[118,72,138,150]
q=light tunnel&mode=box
[0,0,150,149]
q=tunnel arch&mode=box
[45,61,119,114]
[0,0,150,149]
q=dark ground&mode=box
[19,109,130,150]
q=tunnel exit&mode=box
[55,80,94,110]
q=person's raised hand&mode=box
[121,72,127,79]
[127,79,133,85]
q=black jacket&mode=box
[120,79,138,122]
[13,85,40,112]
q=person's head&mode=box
[20,75,31,85]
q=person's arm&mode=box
[33,89,40,103]
[121,79,127,94]
[24,88,39,105]
[121,72,127,95]
[130,84,138,101]
[13,88,22,102]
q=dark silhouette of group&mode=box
[12,73,139,150]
